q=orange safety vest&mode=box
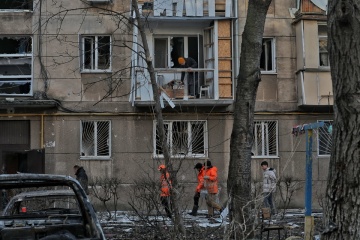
[196,167,205,193]
[204,166,218,194]
[160,172,171,197]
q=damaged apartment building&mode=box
[0,0,332,208]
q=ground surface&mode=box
[100,209,324,240]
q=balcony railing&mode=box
[135,68,215,101]
[139,0,233,18]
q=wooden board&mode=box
[218,40,231,57]
[219,84,232,98]
[218,59,231,70]
[164,88,184,99]
[218,20,231,37]
[219,77,232,84]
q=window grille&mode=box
[81,121,110,158]
[317,120,332,156]
[154,120,207,158]
[253,120,278,157]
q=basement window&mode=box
[0,0,33,11]
[80,36,111,72]
[260,38,276,73]
[80,120,111,159]
[154,120,207,158]
[252,120,278,157]
[0,36,32,95]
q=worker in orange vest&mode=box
[201,160,222,218]
[158,164,172,218]
[189,162,205,216]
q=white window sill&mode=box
[260,71,277,75]
[0,10,33,13]
[251,156,279,159]
[154,154,207,159]
[80,157,112,160]
[81,70,112,74]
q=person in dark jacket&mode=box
[73,165,89,194]
[188,162,205,216]
[178,56,198,97]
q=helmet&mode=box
[178,57,185,65]
[158,164,166,170]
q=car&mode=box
[0,174,105,239]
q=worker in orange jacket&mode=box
[189,162,205,216]
[200,160,222,218]
[158,164,172,218]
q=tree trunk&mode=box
[226,0,272,239]
[323,1,360,239]
[131,0,186,236]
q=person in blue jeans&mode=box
[261,161,277,215]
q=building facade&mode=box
[0,0,331,208]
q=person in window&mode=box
[158,164,172,218]
[261,161,277,215]
[188,162,205,216]
[178,57,198,98]
[73,165,89,195]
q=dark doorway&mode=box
[2,150,44,174]
[0,120,44,174]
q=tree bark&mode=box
[226,0,272,239]
[323,1,360,239]
[132,0,185,236]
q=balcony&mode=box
[297,70,333,108]
[133,68,233,108]
[138,0,234,18]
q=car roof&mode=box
[0,174,78,189]
[10,189,75,200]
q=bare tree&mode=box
[323,1,360,239]
[226,0,273,238]
[131,0,186,236]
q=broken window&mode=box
[260,38,276,72]
[154,36,202,68]
[318,24,329,67]
[0,0,33,10]
[81,120,111,158]
[252,120,278,157]
[154,120,207,157]
[0,36,32,95]
[81,36,111,71]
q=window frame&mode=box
[318,23,329,68]
[260,38,276,73]
[0,36,33,96]
[153,35,201,69]
[0,0,33,11]
[153,120,208,158]
[80,120,111,159]
[252,120,278,158]
[317,120,333,157]
[80,35,112,73]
